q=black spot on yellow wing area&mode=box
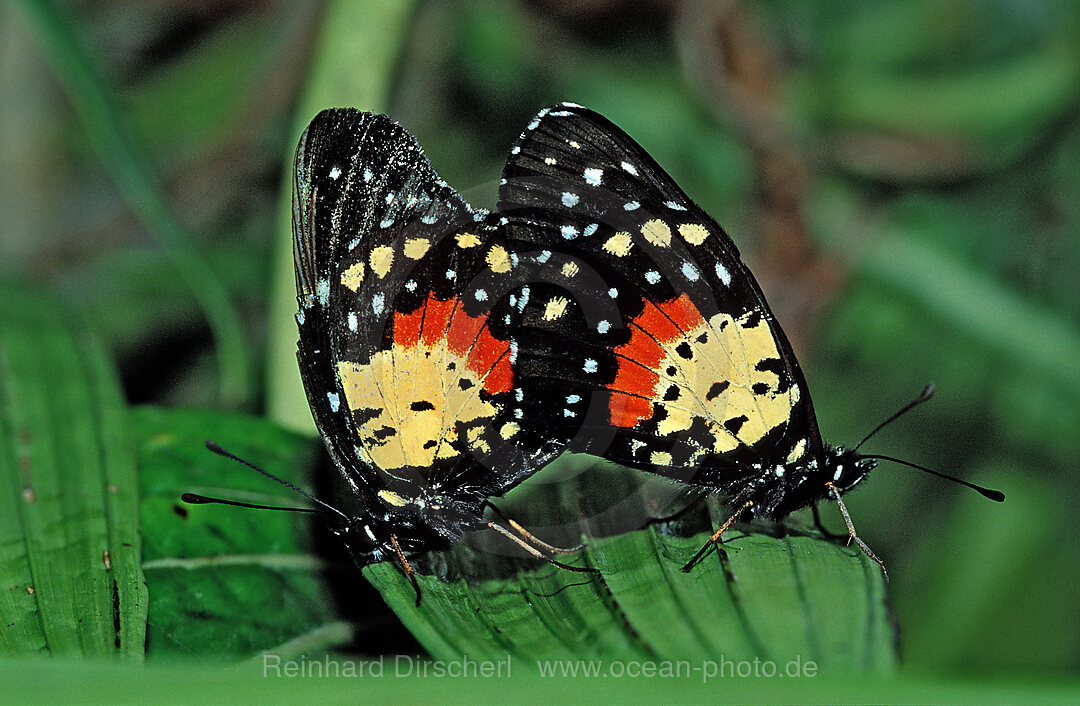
[606,293,799,453]
[335,293,511,470]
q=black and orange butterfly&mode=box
[496,103,1003,573]
[286,109,596,603]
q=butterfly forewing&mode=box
[497,104,821,498]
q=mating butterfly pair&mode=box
[279,103,1001,604]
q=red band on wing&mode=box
[607,293,705,428]
[392,293,512,395]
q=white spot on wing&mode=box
[561,192,580,208]
[561,225,579,239]
[328,166,342,180]
[327,392,340,412]
[645,270,661,284]
[682,261,700,281]
[583,358,598,373]
[372,293,385,314]
[584,168,603,186]
[715,262,732,286]
[624,200,640,211]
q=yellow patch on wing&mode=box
[499,421,520,439]
[404,237,431,260]
[378,490,410,507]
[678,223,709,246]
[466,425,490,453]
[641,219,672,247]
[336,349,498,472]
[486,245,512,273]
[603,231,633,257]
[561,261,579,278]
[369,245,395,278]
[455,232,481,248]
[340,261,365,291]
[653,310,795,452]
[543,296,570,321]
[785,438,807,464]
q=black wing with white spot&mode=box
[293,109,558,547]
[498,103,823,510]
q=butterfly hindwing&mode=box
[498,104,820,496]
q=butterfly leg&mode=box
[681,500,754,572]
[646,489,709,526]
[486,522,599,574]
[825,482,888,581]
[811,501,849,541]
[483,500,585,554]
[388,534,423,607]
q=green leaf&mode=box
[134,406,350,661]
[366,515,896,671]
[0,286,146,659]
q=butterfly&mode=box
[288,108,594,604]
[494,103,1003,573]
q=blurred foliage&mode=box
[2,0,1079,692]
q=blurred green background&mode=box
[2,0,1079,685]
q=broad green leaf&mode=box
[0,287,146,659]
[134,406,350,661]
[366,509,896,671]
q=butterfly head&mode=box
[822,445,878,495]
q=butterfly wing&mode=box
[293,109,553,542]
[498,104,823,503]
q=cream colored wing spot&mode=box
[455,232,481,248]
[543,296,570,321]
[678,223,709,246]
[404,237,431,260]
[486,244,512,273]
[369,245,395,278]
[603,231,633,257]
[340,261,365,291]
[641,219,672,247]
[378,490,410,507]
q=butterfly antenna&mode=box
[197,441,350,522]
[180,493,321,513]
[852,384,936,452]
[857,454,1004,502]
